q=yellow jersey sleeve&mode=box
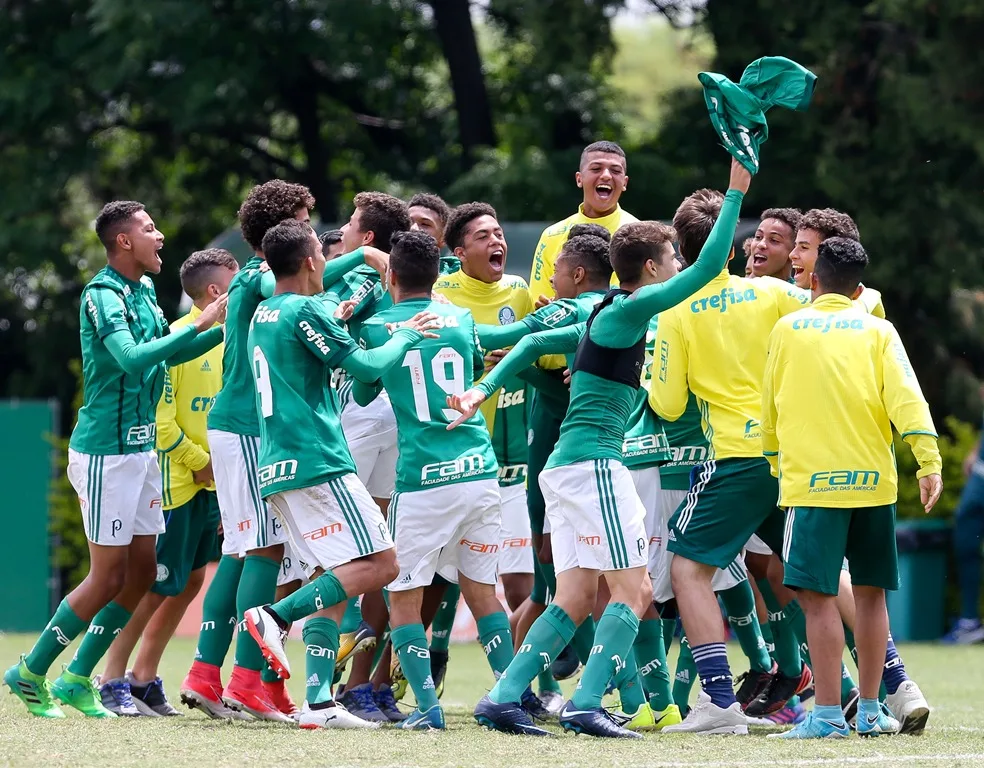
[760,325,782,474]
[855,285,886,318]
[528,228,559,302]
[156,362,210,472]
[650,309,690,422]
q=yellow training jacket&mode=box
[761,294,941,508]
[156,306,224,509]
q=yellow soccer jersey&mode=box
[651,271,810,460]
[528,204,638,301]
[434,269,534,434]
[761,294,941,508]
[156,306,224,509]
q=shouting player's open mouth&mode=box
[488,247,505,276]
[595,183,614,202]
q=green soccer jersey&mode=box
[355,298,499,493]
[71,267,169,454]
[658,394,709,491]
[623,318,671,469]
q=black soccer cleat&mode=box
[558,701,643,739]
[474,694,553,736]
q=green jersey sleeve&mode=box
[84,286,132,339]
[475,323,584,399]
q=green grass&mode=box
[1,633,982,767]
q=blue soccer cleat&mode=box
[768,712,849,740]
[559,701,642,739]
[400,703,446,731]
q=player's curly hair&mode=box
[761,207,803,238]
[815,236,868,294]
[352,192,410,251]
[799,208,860,243]
[95,201,146,250]
[568,223,612,243]
[444,202,498,251]
[673,189,724,267]
[609,221,676,284]
[390,230,440,292]
[261,219,316,279]
[239,181,315,252]
[408,192,451,228]
[179,248,239,300]
[742,237,754,258]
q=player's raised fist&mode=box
[728,157,752,195]
[446,389,487,430]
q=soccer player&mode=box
[409,192,451,250]
[4,201,226,718]
[98,248,238,716]
[748,208,801,281]
[528,140,637,303]
[761,237,943,739]
[459,158,752,738]
[352,229,523,730]
[240,219,437,729]
[320,229,345,260]
[789,208,860,290]
[742,238,755,276]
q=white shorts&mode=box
[341,393,398,499]
[68,449,164,546]
[278,541,311,587]
[629,466,663,575]
[541,460,648,575]
[267,474,393,573]
[207,430,288,557]
[498,484,533,575]
[744,534,773,556]
[651,489,747,603]
[388,479,501,591]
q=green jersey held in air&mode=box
[72,266,222,455]
[353,298,499,493]
[248,292,427,497]
[658,394,708,490]
[473,188,744,471]
[623,317,671,469]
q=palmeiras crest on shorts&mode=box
[498,307,516,325]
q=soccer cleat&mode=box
[474,694,553,736]
[400,703,446,731]
[761,699,807,726]
[336,620,377,672]
[390,655,408,702]
[745,663,812,716]
[842,686,861,729]
[856,703,901,737]
[884,680,930,734]
[298,700,380,730]
[96,675,142,716]
[222,666,293,723]
[559,701,642,739]
[540,689,564,716]
[338,682,390,723]
[180,662,247,720]
[128,674,181,716]
[521,687,552,721]
[662,691,748,735]
[244,606,290,679]
[373,685,407,722]
[3,658,65,718]
[734,662,777,711]
[430,649,448,699]
[263,678,300,721]
[551,644,581,681]
[51,669,118,718]
[767,711,849,740]
[941,618,984,645]
[622,703,683,731]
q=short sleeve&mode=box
[293,300,359,368]
[83,286,130,339]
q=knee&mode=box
[378,548,400,586]
[670,556,706,592]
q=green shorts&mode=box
[667,457,786,570]
[782,504,899,596]
[152,489,221,597]
[527,395,563,537]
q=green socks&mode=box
[392,623,439,711]
[340,596,362,634]
[538,667,562,695]
[634,618,673,711]
[538,560,557,600]
[571,615,597,664]
[260,663,281,685]
[67,601,132,677]
[429,584,460,654]
[195,555,242,667]
[271,569,347,625]
[844,625,859,667]
[660,617,677,656]
[756,579,802,678]
[25,598,89,676]
[490,603,576,704]
[673,634,697,710]
[476,612,514,678]
[614,653,647,713]
[235,555,280,671]
[760,620,776,656]
[720,581,773,673]
[303,617,339,705]
[571,603,639,711]
[783,598,813,667]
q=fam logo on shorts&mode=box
[302,523,343,541]
[498,306,516,325]
[156,564,170,583]
[459,538,498,554]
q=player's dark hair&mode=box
[560,234,612,285]
[408,192,451,229]
[580,141,626,169]
[814,236,868,295]
[353,191,410,251]
[95,201,146,250]
[239,181,315,252]
[673,189,724,266]
[609,221,676,284]
[761,207,803,238]
[799,208,860,243]
[319,228,343,257]
[444,202,498,251]
[179,248,239,300]
[261,219,317,279]
[568,223,612,243]
[390,230,440,293]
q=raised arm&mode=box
[167,326,225,365]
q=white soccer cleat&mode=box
[540,690,564,717]
[662,691,748,736]
[244,606,291,679]
[884,680,930,734]
[298,700,381,730]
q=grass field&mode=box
[1,633,983,767]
